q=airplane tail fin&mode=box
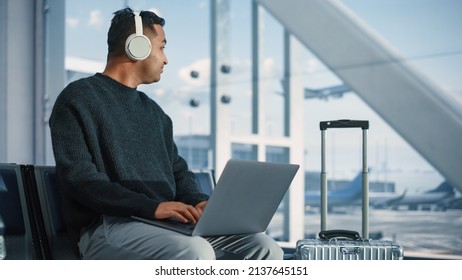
[335,171,363,199]
[427,181,455,194]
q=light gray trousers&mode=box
[79,215,283,260]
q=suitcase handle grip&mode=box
[319,230,361,241]
[320,119,369,130]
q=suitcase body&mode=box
[294,238,403,260]
[294,120,403,260]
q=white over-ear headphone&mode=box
[125,12,152,61]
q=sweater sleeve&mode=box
[49,88,160,219]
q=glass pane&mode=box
[231,143,258,161]
[262,10,284,138]
[266,146,289,164]
[228,0,253,135]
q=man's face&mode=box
[142,24,168,83]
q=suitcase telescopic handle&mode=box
[320,119,369,130]
[320,119,370,239]
[319,230,361,241]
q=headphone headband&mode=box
[133,12,143,36]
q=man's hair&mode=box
[107,7,165,58]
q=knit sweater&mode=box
[49,73,208,242]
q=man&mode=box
[49,7,282,260]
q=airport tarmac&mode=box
[268,208,462,259]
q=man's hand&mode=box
[195,201,208,216]
[155,201,202,224]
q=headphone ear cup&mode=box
[125,33,152,61]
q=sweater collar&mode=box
[95,73,138,94]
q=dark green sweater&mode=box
[49,73,208,242]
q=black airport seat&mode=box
[30,165,79,259]
[0,163,39,259]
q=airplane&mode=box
[369,190,407,209]
[304,84,352,101]
[275,83,352,101]
[388,181,456,211]
[305,171,406,211]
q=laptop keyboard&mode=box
[166,219,196,230]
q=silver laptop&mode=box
[132,159,299,236]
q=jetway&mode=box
[256,0,462,193]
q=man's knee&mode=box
[174,236,216,260]
[252,233,284,260]
[263,238,284,260]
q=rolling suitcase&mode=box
[294,120,403,260]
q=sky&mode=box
[64,0,462,192]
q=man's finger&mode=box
[175,205,199,224]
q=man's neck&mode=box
[102,58,140,89]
